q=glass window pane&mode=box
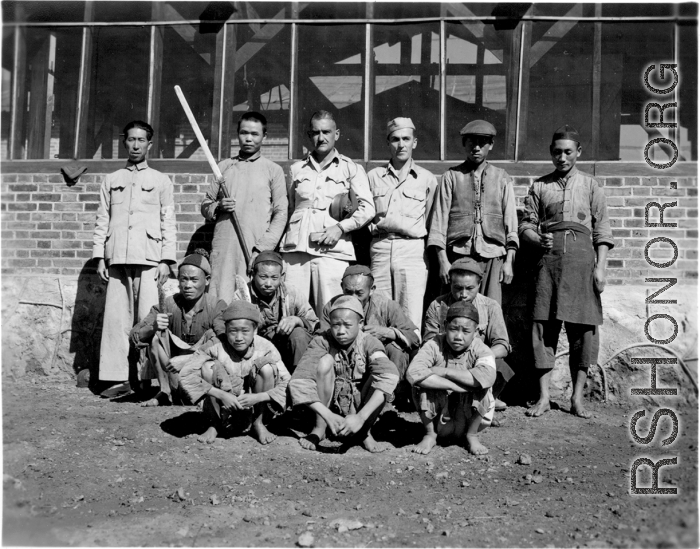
[85,27,150,159]
[156,25,217,159]
[445,21,515,160]
[679,22,696,160]
[3,1,85,24]
[18,28,82,159]
[601,22,675,161]
[520,22,595,160]
[373,3,441,19]
[2,29,14,160]
[298,3,365,19]
[229,22,291,161]
[294,24,365,159]
[371,23,440,161]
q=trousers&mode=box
[282,251,349,317]
[532,320,599,372]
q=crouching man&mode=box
[407,302,496,456]
[130,250,226,406]
[179,301,290,445]
[234,250,318,373]
[289,296,399,453]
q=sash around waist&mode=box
[541,221,591,235]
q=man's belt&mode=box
[372,232,422,241]
[541,221,591,236]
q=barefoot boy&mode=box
[518,125,613,419]
[289,295,399,453]
[407,301,496,455]
[234,251,318,373]
[130,250,226,406]
[179,301,290,444]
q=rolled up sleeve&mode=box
[406,340,443,386]
[519,182,541,237]
[337,163,375,234]
[427,171,453,250]
[502,177,519,250]
[590,180,615,250]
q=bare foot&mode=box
[526,399,551,417]
[251,422,277,445]
[140,392,171,407]
[466,434,488,455]
[571,399,592,419]
[197,426,218,444]
[140,398,160,407]
[361,433,386,453]
[412,433,437,455]
[299,426,326,451]
[495,398,507,411]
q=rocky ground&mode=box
[3,379,698,548]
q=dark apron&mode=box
[532,221,602,326]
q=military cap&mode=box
[329,295,365,320]
[342,264,373,279]
[445,301,480,324]
[222,301,261,324]
[252,250,284,269]
[552,124,581,144]
[459,120,497,137]
[180,249,211,275]
[448,257,484,278]
[386,117,416,137]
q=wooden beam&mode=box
[211,21,237,161]
[162,4,212,65]
[9,7,27,160]
[27,32,55,159]
[147,2,165,158]
[220,23,237,160]
[363,3,374,162]
[445,2,505,62]
[529,4,583,68]
[515,21,532,160]
[591,4,602,159]
[74,1,95,159]
[288,2,300,159]
[439,18,446,160]
[504,21,522,161]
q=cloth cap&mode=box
[222,300,261,324]
[552,124,580,144]
[386,117,416,137]
[181,252,211,275]
[459,120,497,137]
[253,250,284,269]
[445,301,480,324]
[328,295,365,320]
[449,257,484,278]
[60,162,88,186]
[342,264,373,280]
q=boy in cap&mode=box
[519,125,613,419]
[289,295,400,453]
[130,250,227,406]
[178,301,291,445]
[92,120,176,394]
[423,257,514,415]
[366,117,438,328]
[407,301,496,455]
[280,110,375,316]
[320,264,420,384]
[428,120,518,304]
[233,250,319,372]
[201,111,288,302]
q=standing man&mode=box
[280,110,374,316]
[428,120,518,304]
[519,125,613,419]
[93,121,176,392]
[201,111,288,303]
[367,117,438,329]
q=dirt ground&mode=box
[3,379,698,548]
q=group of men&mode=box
[92,110,613,455]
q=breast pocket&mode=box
[109,181,127,205]
[294,178,314,202]
[401,187,425,219]
[321,176,347,209]
[140,181,160,207]
[371,184,391,217]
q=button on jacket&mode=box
[92,161,176,266]
[367,159,438,238]
[280,149,375,260]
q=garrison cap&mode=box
[386,117,416,137]
[329,295,365,320]
[222,301,261,324]
[459,120,497,137]
[342,264,373,279]
[449,257,484,278]
[253,250,284,269]
[445,301,480,324]
[552,125,581,144]
[181,250,211,275]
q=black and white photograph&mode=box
[1,1,697,546]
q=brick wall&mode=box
[1,165,697,283]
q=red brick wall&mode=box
[1,167,697,284]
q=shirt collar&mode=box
[555,167,578,186]
[385,158,416,179]
[125,160,149,171]
[175,293,206,314]
[463,160,489,176]
[235,150,262,162]
[250,282,279,309]
[307,148,340,171]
